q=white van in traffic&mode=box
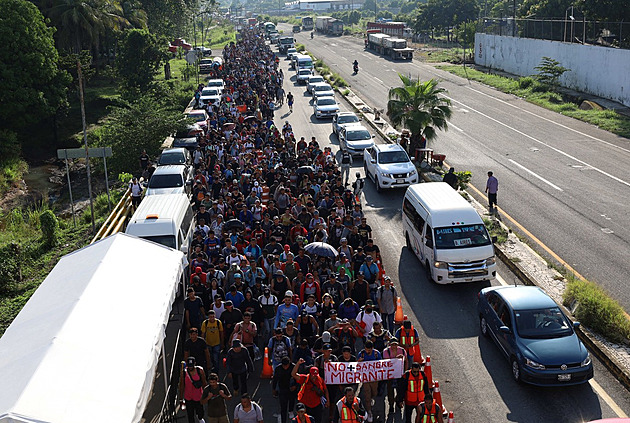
[402,182,496,284]
[125,194,193,256]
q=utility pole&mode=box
[77,60,95,233]
[512,0,516,36]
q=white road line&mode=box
[374,77,384,84]
[467,86,630,155]
[449,123,464,132]
[496,273,509,286]
[392,68,397,72]
[508,159,564,191]
[589,379,629,418]
[445,95,630,189]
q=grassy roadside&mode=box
[0,158,28,195]
[436,64,630,139]
[0,190,123,336]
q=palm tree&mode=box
[387,75,453,153]
[43,0,107,53]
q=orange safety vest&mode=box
[400,327,416,350]
[340,398,360,423]
[420,400,439,423]
[405,372,425,405]
[293,415,313,423]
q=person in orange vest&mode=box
[396,362,431,423]
[416,391,443,423]
[292,403,314,423]
[334,386,366,423]
[395,320,423,363]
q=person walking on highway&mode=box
[226,339,254,395]
[277,86,286,106]
[485,171,498,211]
[287,92,294,112]
[233,393,264,423]
[180,356,207,423]
[442,168,458,190]
[340,150,352,185]
[416,391,443,423]
[201,372,232,423]
[335,387,367,423]
[273,356,298,423]
[292,359,330,423]
[397,362,431,423]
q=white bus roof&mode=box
[126,194,191,235]
[405,182,484,228]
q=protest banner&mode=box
[324,359,404,384]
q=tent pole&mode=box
[162,343,169,394]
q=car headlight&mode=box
[434,261,448,269]
[410,169,417,176]
[380,172,392,178]
[581,353,591,367]
[486,256,496,265]
[525,358,546,370]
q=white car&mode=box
[145,165,192,197]
[311,82,334,100]
[312,96,339,119]
[338,124,375,156]
[286,48,298,61]
[199,87,221,107]
[205,78,225,93]
[306,75,325,93]
[332,112,360,135]
[363,143,418,192]
[296,68,313,84]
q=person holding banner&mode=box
[292,359,330,423]
[396,362,431,423]
[335,387,367,423]
[383,339,408,412]
[357,341,382,422]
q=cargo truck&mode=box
[302,16,314,31]
[315,16,343,35]
[366,31,413,60]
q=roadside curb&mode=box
[333,68,630,392]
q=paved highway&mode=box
[269,32,630,422]
[286,26,630,314]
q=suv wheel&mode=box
[375,176,382,192]
[511,358,522,383]
[480,316,489,337]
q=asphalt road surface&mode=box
[245,34,630,423]
[285,25,630,315]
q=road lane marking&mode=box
[508,159,564,191]
[496,273,509,286]
[466,183,586,280]
[449,123,464,132]
[445,95,630,189]
[589,379,628,418]
[374,77,384,84]
[467,86,630,155]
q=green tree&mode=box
[43,0,107,53]
[456,20,477,47]
[0,0,70,158]
[414,0,479,38]
[95,92,185,175]
[116,28,167,96]
[534,56,570,90]
[387,75,453,152]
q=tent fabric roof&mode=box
[0,233,185,423]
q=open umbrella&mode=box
[223,122,236,130]
[224,219,245,231]
[297,165,315,175]
[244,115,257,122]
[304,242,338,258]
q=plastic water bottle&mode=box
[181,400,186,411]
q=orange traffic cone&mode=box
[413,344,424,364]
[423,356,433,387]
[394,297,404,324]
[433,380,443,410]
[447,411,454,423]
[260,347,273,379]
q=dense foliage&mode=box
[0,0,70,159]
[116,29,168,96]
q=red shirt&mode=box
[297,374,325,408]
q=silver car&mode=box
[311,83,334,100]
[312,96,339,119]
[338,124,375,156]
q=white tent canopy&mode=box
[0,233,186,423]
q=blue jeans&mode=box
[209,344,221,372]
[263,317,275,342]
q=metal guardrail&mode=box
[90,188,133,244]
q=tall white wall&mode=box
[474,33,630,107]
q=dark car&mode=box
[172,126,201,151]
[477,285,593,386]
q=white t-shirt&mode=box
[357,310,382,335]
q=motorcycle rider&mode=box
[311,31,314,39]
[353,60,359,73]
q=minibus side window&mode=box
[425,225,433,247]
[403,199,425,233]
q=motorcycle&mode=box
[353,64,359,74]
[310,32,314,39]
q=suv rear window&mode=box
[148,174,184,188]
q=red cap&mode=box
[309,367,319,376]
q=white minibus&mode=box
[402,182,496,284]
[125,194,193,256]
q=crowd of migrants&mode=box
[177,30,443,423]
